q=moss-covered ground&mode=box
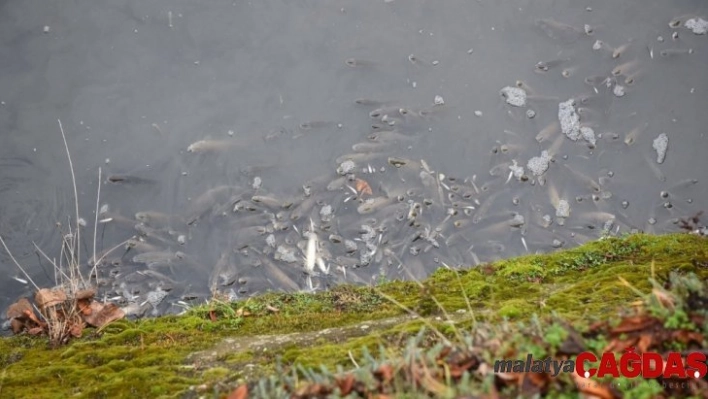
[0,233,706,398]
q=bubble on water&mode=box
[434,95,445,105]
[527,150,552,176]
[592,40,604,50]
[509,213,525,227]
[648,217,657,225]
[685,18,708,34]
[559,99,581,141]
[653,133,669,164]
[621,200,630,209]
[581,126,596,146]
[553,239,564,249]
[660,191,669,198]
[320,204,333,222]
[252,176,262,190]
[556,199,570,218]
[337,160,356,175]
[613,84,626,97]
[474,110,483,117]
[526,109,536,119]
[500,86,527,107]
[509,160,525,180]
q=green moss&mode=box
[0,233,705,398]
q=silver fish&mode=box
[187,138,242,153]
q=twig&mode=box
[58,119,81,268]
[0,235,40,290]
[91,167,102,282]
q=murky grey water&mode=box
[1,0,707,320]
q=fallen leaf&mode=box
[235,308,251,317]
[82,302,125,328]
[637,333,653,353]
[335,374,355,395]
[69,321,85,338]
[6,298,33,319]
[610,315,659,333]
[571,372,618,399]
[209,309,217,322]
[355,178,373,196]
[227,384,248,399]
[35,288,67,309]
[74,288,97,301]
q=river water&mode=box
[1,0,706,320]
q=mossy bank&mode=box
[1,233,707,398]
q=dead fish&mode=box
[562,164,602,193]
[611,59,640,76]
[535,121,560,143]
[290,195,318,221]
[357,196,397,214]
[354,98,389,107]
[135,211,185,228]
[335,152,385,165]
[187,185,238,225]
[133,251,178,265]
[535,58,568,73]
[352,141,393,153]
[612,43,631,59]
[209,251,236,293]
[368,130,413,143]
[536,18,583,43]
[299,121,336,130]
[260,257,300,291]
[387,156,421,169]
[345,58,376,68]
[251,195,290,210]
[584,75,610,87]
[125,238,162,253]
[106,174,157,185]
[659,48,694,57]
[624,123,648,145]
[187,138,242,153]
[642,152,666,182]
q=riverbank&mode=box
[1,233,707,398]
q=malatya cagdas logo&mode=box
[494,346,707,380]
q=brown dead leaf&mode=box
[69,321,85,338]
[10,318,24,334]
[610,315,659,333]
[23,309,44,327]
[235,308,251,317]
[6,298,33,319]
[77,298,92,316]
[637,333,653,353]
[355,178,373,196]
[335,374,355,395]
[35,288,67,309]
[209,309,217,322]
[571,372,618,399]
[671,330,704,345]
[604,336,639,353]
[82,302,125,328]
[74,288,96,301]
[373,364,394,384]
[227,384,248,399]
[266,305,280,313]
[652,287,675,309]
[28,326,44,336]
